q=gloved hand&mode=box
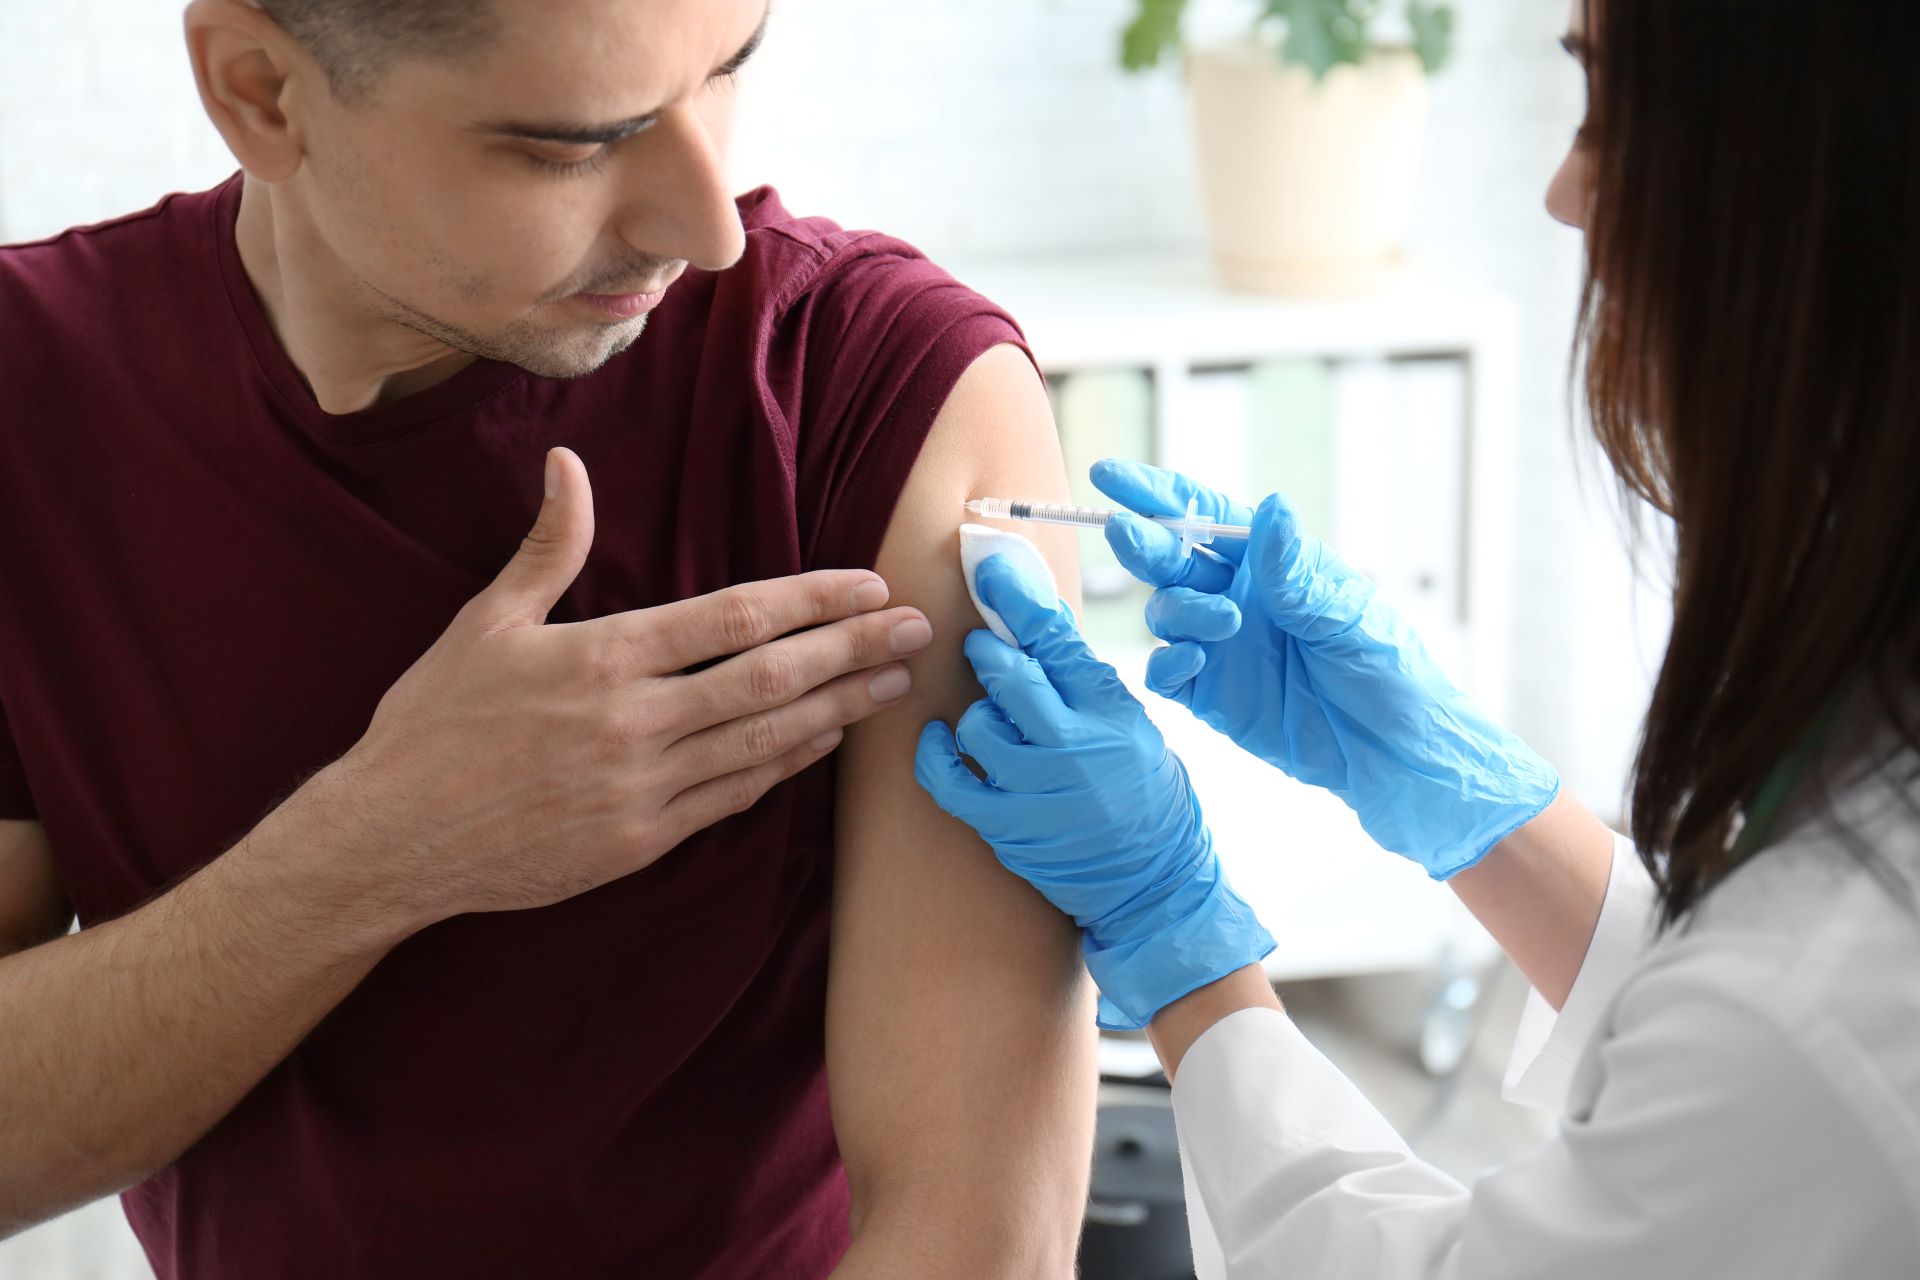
[915,554,1275,1031]
[1092,458,1561,880]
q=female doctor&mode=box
[915,0,1920,1274]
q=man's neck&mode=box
[233,175,476,415]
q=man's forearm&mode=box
[0,763,409,1234]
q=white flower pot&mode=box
[1186,41,1430,295]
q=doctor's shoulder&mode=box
[1544,774,1920,1268]
[1602,753,1920,1146]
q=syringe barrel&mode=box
[969,494,1252,548]
[989,500,1114,530]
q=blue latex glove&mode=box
[1091,458,1561,880]
[915,554,1275,1031]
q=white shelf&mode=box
[951,250,1519,985]
[949,251,1519,369]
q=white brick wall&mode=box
[732,2,1670,817]
[0,0,1664,815]
[0,2,236,240]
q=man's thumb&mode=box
[473,447,595,633]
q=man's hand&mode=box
[0,446,933,1237]
[331,445,931,933]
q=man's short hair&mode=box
[258,0,502,103]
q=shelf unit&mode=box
[949,251,1522,986]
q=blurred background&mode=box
[0,1,1673,1275]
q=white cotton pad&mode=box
[959,522,1058,647]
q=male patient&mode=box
[0,0,1096,1275]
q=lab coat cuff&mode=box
[1501,829,1657,1112]
[1171,1006,1469,1277]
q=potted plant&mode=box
[1123,0,1456,295]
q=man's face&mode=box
[281,0,764,379]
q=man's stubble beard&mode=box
[368,280,649,381]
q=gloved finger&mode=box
[962,629,1073,748]
[1104,513,1239,593]
[1090,459,1253,567]
[1146,587,1242,643]
[914,721,997,820]
[1243,491,1373,636]
[974,553,1068,646]
[1146,642,1206,704]
[975,555,1134,716]
[954,698,1035,788]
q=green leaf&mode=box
[1407,1,1455,76]
[1264,0,1368,82]
[1121,0,1190,72]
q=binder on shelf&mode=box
[1249,358,1335,541]
[1330,357,1470,678]
[1052,368,1156,652]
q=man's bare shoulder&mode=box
[821,341,1097,1271]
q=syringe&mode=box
[965,497,1250,558]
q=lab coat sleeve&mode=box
[1170,947,1916,1279]
[1501,828,1657,1112]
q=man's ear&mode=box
[182,0,314,182]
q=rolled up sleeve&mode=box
[1169,908,1911,1279]
[1500,830,1657,1112]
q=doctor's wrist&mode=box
[1083,855,1275,1031]
[1147,963,1284,1081]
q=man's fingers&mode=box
[1146,587,1242,643]
[1105,514,1239,592]
[610,570,897,675]
[663,729,845,839]
[1146,643,1206,703]
[667,661,914,782]
[675,605,929,730]
[962,630,1072,748]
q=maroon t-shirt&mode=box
[0,172,1029,1278]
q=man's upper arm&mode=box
[826,343,1098,1277]
[0,821,73,955]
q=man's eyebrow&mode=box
[470,5,771,147]
[1560,33,1591,63]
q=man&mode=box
[0,0,1097,1275]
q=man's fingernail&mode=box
[809,729,844,753]
[889,618,933,654]
[869,667,912,701]
[852,578,889,612]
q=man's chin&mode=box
[496,314,649,380]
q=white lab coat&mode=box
[1172,749,1920,1278]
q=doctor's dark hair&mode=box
[1576,0,1920,927]
[256,0,501,103]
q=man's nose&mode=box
[616,105,747,273]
